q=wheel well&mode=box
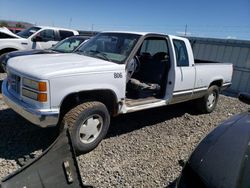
[0,48,18,56]
[59,90,119,120]
[209,80,223,88]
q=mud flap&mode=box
[0,128,91,188]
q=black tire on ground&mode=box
[0,49,17,73]
[196,85,219,113]
[61,101,110,155]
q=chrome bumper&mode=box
[2,79,59,128]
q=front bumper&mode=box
[2,79,59,128]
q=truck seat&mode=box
[128,52,170,97]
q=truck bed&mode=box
[194,62,232,89]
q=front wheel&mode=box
[196,85,219,113]
[61,101,110,155]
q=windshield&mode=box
[16,27,41,38]
[51,37,87,53]
[76,33,140,64]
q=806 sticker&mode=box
[114,72,123,79]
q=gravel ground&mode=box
[0,73,249,187]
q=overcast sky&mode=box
[0,0,249,39]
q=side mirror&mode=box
[238,93,250,105]
[32,35,44,42]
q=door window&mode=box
[38,29,56,41]
[140,38,168,56]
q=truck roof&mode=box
[100,31,187,41]
[36,25,77,32]
[101,31,165,36]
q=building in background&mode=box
[0,20,33,33]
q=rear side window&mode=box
[173,39,189,66]
[38,29,56,41]
[59,30,74,40]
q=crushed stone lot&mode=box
[0,73,249,187]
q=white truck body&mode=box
[2,31,232,128]
[0,26,79,53]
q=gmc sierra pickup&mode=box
[2,31,233,154]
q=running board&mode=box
[0,129,92,188]
[121,99,168,113]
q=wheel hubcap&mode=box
[207,92,216,109]
[79,114,103,144]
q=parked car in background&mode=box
[0,26,79,56]
[0,35,89,72]
[177,93,250,188]
[2,31,233,154]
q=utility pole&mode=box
[69,18,72,28]
[91,24,94,34]
[184,24,188,36]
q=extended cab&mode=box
[2,32,233,154]
[0,26,79,55]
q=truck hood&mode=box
[7,53,122,79]
[0,27,21,38]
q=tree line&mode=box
[0,21,25,28]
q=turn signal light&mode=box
[38,93,47,102]
[38,82,47,92]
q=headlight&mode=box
[22,88,47,102]
[22,77,48,102]
[23,78,47,92]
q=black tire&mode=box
[0,49,17,73]
[61,101,110,155]
[196,85,219,113]
[0,65,4,73]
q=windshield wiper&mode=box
[75,50,111,62]
[88,50,111,62]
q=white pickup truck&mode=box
[0,26,79,55]
[2,31,232,154]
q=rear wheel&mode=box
[61,101,110,155]
[196,85,219,113]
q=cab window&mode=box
[173,39,189,66]
[59,30,74,40]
